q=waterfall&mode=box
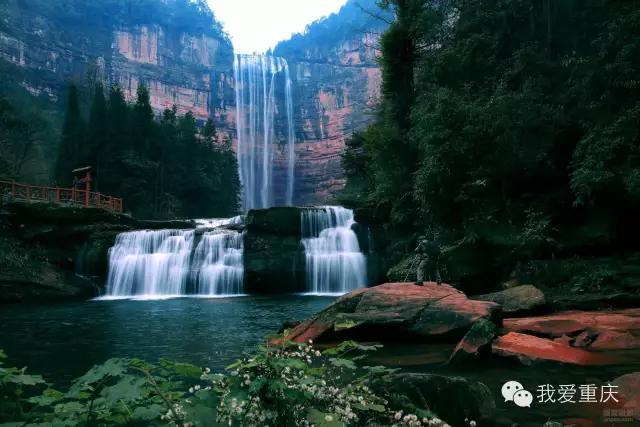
[234,54,296,211]
[103,220,245,299]
[191,231,243,295]
[301,206,367,294]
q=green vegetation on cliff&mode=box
[55,83,240,219]
[274,0,391,63]
[343,0,640,291]
[0,0,234,196]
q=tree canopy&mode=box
[55,82,241,219]
[342,0,640,288]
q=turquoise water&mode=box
[0,295,334,386]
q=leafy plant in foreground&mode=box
[0,341,448,427]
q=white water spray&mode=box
[301,207,367,294]
[234,54,296,211]
[104,219,245,298]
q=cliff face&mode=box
[0,0,236,138]
[287,37,382,205]
[0,0,386,205]
[276,0,388,205]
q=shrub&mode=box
[0,341,449,427]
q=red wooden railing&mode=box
[0,180,123,213]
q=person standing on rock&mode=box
[415,235,442,284]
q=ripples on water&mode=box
[0,295,334,386]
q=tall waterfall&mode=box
[103,220,244,298]
[301,207,367,294]
[234,54,296,211]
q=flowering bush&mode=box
[0,341,450,427]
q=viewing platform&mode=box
[0,180,123,213]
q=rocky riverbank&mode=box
[279,282,640,425]
[0,201,198,302]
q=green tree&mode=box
[85,82,108,188]
[55,83,85,185]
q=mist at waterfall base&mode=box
[100,218,244,300]
[234,54,296,211]
[301,207,367,295]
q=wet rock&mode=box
[388,373,495,426]
[572,330,598,348]
[281,283,500,343]
[503,309,640,338]
[474,285,546,315]
[243,207,307,293]
[448,319,497,364]
[492,332,630,365]
[611,372,640,421]
[591,330,640,350]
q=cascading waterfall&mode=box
[234,54,296,211]
[191,231,243,295]
[301,206,367,294]
[103,219,244,298]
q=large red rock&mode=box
[504,309,640,336]
[448,319,497,364]
[492,332,635,365]
[474,285,546,315]
[611,372,640,421]
[280,283,500,343]
[502,308,640,351]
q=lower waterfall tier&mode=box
[104,227,244,298]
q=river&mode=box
[0,295,333,386]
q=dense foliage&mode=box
[0,0,233,192]
[0,98,38,181]
[273,0,391,61]
[0,341,448,427]
[342,0,640,290]
[55,83,241,219]
[2,0,227,38]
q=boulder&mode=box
[611,372,640,421]
[502,309,640,351]
[388,373,495,426]
[448,319,497,364]
[474,285,546,315]
[591,330,640,350]
[0,268,97,302]
[492,332,633,365]
[281,283,500,343]
[245,207,302,235]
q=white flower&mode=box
[315,350,321,357]
[324,415,333,422]
[188,387,194,393]
[308,339,313,344]
[469,422,477,427]
[394,411,403,420]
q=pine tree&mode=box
[86,82,108,189]
[133,83,155,156]
[55,83,85,185]
[203,118,217,145]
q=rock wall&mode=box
[288,51,382,205]
[0,0,384,204]
[0,1,236,139]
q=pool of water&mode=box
[0,295,334,386]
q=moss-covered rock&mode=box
[388,373,495,426]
